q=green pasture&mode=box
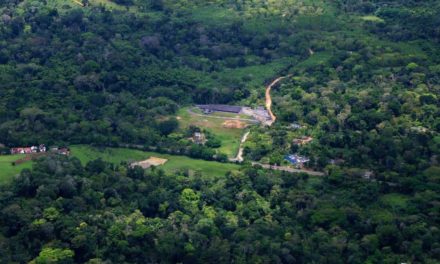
[295,51,332,70]
[0,154,32,184]
[217,57,294,88]
[70,145,240,179]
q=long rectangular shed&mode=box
[197,104,243,114]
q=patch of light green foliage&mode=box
[0,154,32,184]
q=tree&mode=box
[179,188,200,213]
[158,118,179,136]
[30,247,74,264]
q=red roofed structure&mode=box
[10,147,33,154]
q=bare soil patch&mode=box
[131,156,168,169]
[222,120,247,129]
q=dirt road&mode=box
[265,75,291,125]
[230,131,250,162]
[252,162,325,176]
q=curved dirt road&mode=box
[265,75,291,125]
[230,131,250,162]
[251,162,324,176]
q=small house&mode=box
[11,144,47,155]
[49,146,70,155]
[58,148,70,155]
[289,123,303,130]
[193,132,207,145]
[11,147,33,154]
[39,144,47,152]
[285,154,310,168]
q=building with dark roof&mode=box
[197,104,243,114]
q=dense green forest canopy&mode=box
[0,155,439,263]
[0,0,439,263]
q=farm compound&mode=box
[197,104,243,114]
[196,104,272,124]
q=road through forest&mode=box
[265,75,291,125]
[230,131,250,162]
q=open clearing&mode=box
[71,145,239,179]
[177,108,252,158]
[0,146,240,184]
[0,154,32,184]
[131,157,168,169]
[222,120,248,129]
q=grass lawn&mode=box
[191,6,239,27]
[295,51,332,70]
[176,108,252,158]
[217,57,294,88]
[70,145,240,179]
[0,154,32,184]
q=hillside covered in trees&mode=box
[1,156,439,263]
[0,0,439,172]
[0,0,439,263]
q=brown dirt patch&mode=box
[222,120,247,129]
[147,157,168,166]
[131,156,168,169]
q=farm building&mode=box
[11,144,46,154]
[11,147,33,154]
[50,147,70,155]
[241,107,271,123]
[285,154,310,166]
[197,104,243,114]
[193,132,207,145]
[289,123,303,130]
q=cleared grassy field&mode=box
[0,154,32,184]
[295,51,332,70]
[70,145,240,179]
[191,6,239,27]
[217,57,294,88]
[177,108,252,158]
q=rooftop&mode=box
[285,154,310,165]
[197,104,243,114]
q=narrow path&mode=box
[252,162,325,176]
[230,131,250,162]
[265,75,291,125]
[73,0,84,6]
